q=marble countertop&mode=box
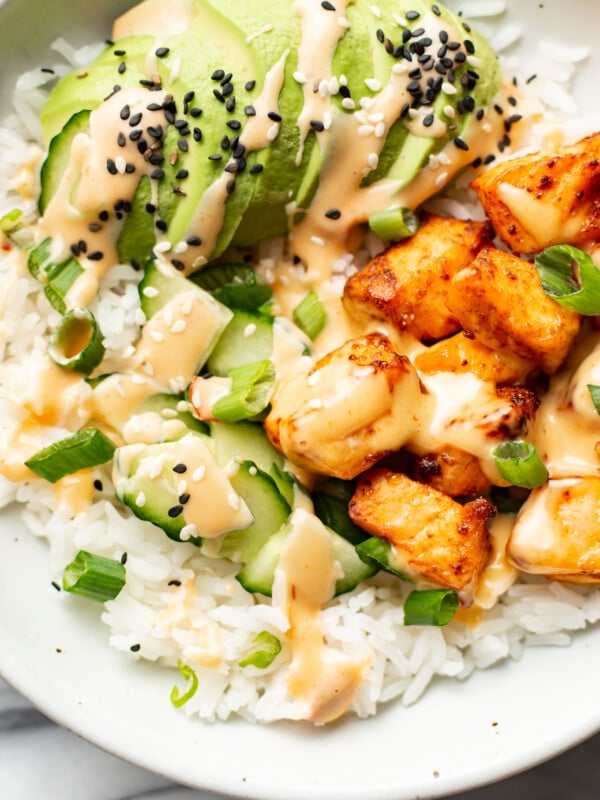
[2,677,599,800]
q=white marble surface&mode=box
[2,677,599,800]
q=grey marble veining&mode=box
[1,677,599,800]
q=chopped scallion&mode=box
[170,659,199,707]
[493,440,549,489]
[62,550,126,602]
[368,207,419,242]
[534,244,600,315]
[25,427,116,483]
[404,589,459,627]
[238,631,282,669]
[0,208,23,235]
[27,237,52,281]
[48,307,105,374]
[212,360,275,423]
[44,257,84,314]
[292,291,327,340]
[588,385,600,415]
[355,536,405,578]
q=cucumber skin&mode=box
[39,109,90,214]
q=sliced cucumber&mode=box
[237,513,377,597]
[136,393,209,437]
[313,479,368,547]
[218,460,290,563]
[206,308,273,377]
[138,259,199,318]
[190,262,272,310]
[39,109,90,214]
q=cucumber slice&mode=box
[218,460,290,563]
[39,109,90,214]
[237,513,377,597]
[206,309,273,377]
[136,393,209,437]
[190,262,272,310]
[209,420,283,472]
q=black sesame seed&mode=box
[439,30,449,44]
[51,581,61,592]
[178,139,189,152]
[88,251,104,261]
[476,108,485,121]
[526,73,537,84]
[226,178,236,194]
[186,236,202,246]
[441,57,454,69]
[406,10,421,20]
[454,51,467,64]
[145,203,156,215]
[393,44,405,59]
[402,29,412,44]
[225,96,236,112]
[376,28,385,44]
[178,493,191,504]
[193,127,202,141]
[106,158,118,175]
[267,111,282,122]
[310,120,325,132]
[168,504,184,518]
[249,163,264,174]
[463,95,475,112]
[385,38,394,54]
[321,0,335,9]
[245,79,256,91]
[339,85,351,99]
[453,136,469,151]
[464,39,475,54]
[508,96,518,107]
[221,135,231,150]
[155,46,170,58]
[423,113,435,127]
[432,4,441,16]
[221,83,233,98]
[99,210,109,221]
[209,153,223,161]
[400,102,410,118]
[211,68,225,81]
[168,579,182,586]
[507,113,522,125]
[118,61,127,74]
[484,153,496,164]
[129,128,143,141]
[213,89,225,102]
[147,125,164,140]
[184,90,195,104]
[171,259,186,271]
[176,169,189,179]
[120,104,130,120]
[93,479,103,491]
[462,22,472,32]
[117,132,126,147]
[244,105,256,117]
[227,120,242,131]
[121,552,128,564]
[190,107,202,118]
[325,208,341,220]
[173,463,188,474]
[151,168,165,180]
[155,219,168,231]
[471,157,482,168]
[130,644,141,652]
[224,161,239,173]
[88,222,102,233]
[149,154,164,166]
[79,240,88,253]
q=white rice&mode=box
[0,18,598,724]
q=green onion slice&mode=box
[212,360,275,423]
[48,307,105,374]
[25,427,116,483]
[588,385,600,415]
[0,208,23,235]
[534,244,600,315]
[44,257,84,314]
[355,537,404,579]
[493,440,549,489]
[190,262,272,310]
[404,589,459,627]
[292,291,327,340]
[170,659,199,708]
[62,550,126,602]
[238,631,282,669]
[489,486,529,514]
[368,207,419,242]
[27,237,52,281]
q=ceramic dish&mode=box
[1,1,599,798]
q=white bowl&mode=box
[1,2,599,798]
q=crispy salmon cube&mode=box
[265,333,423,480]
[447,247,580,374]
[343,213,493,341]
[507,477,600,583]
[413,331,536,384]
[408,445,491,497]
[472,133,600,253]
[349,468,493,598]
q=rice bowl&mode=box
[1,0,600,796]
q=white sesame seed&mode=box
[374,122,386,138]
[177,479,188,495]
[131,416,141,433]
[392,62,407,75]
[365,78,381,92]
[143,362,155,376]
[164,307,173,327]
[161,408,177,418]
[444,105,456,119]
[182,297,193,315]
[368,111,384,123]
[122,345,136,359]
[342,97,355,110]
[134,309,147,326]
[467,55,481,67]
[136,492,146,507]
[148,461,162,480]
[307,373,319,386]
[367,152,379,169]
[173,241,188,254]
[115,156,127,174]
[319,78,330,98]
[438,152,451,166]
[442,82,458,95]
[180,523,198,541]
[293,70,307,84]
[243,323,257,337]
[323,111,333,130]
[339,74,348,86]
[154,240,171,253]
[192,465,206,482]
[192,256,207,269]
[359,96,376,110]
[358,124,374,137]
[408,108,419,120]
[150,330,165,343]
[310,235,325,247]
[249,466,258,476]
[393,13,406,26]
[245,23,273,44]
[483,122,492,133]
[131,373,147,385]
[338,16,350,28]
[228,491,241,511]
[309,398,323,410]
[267,123,279,141]
[354,110,367,124]
[328,76,339,95]
[171,319,186,334]
[435,171,449,188]
[169,55,182,83]
[370,4,381,18]
[142,286,159,298]
[429,154,440,170]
